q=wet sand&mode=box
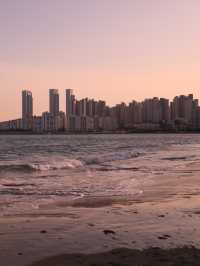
[32,247,200,266]
[1,194,200,266]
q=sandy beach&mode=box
[1,194,200,266]
[1,134,200,265]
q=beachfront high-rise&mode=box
[66,89,76,116]
[49,89,59,116]
[22,90,33,119]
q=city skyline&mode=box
[0,88,199,122]
[1,88,199,120]
[1,89,200,133]
[1,0,200,121]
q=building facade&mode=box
[49,89,59,116]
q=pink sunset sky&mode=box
[1,0,200,121]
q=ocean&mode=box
[0,133,200,217]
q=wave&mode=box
[0,159,84,173]
[0,151,143,173]
[83,151,143,165]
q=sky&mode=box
[1,0,200,120]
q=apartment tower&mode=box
[22,90,33,119]
[49,89,59,116]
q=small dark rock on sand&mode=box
[103,230,116,235]
[88,223,95,227]
[158,235,171,240]
[40,230,47,234]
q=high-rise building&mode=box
[66,89,75,116]
[142,97,161,124]
[42,112,53,132]
[80,98,87,116]
[86,99,94,117]
[97,100,106,116]
[114,103,127,128]
[49,89,59,116]
[160,98,170,123]
[170,94,194,123]
[127,101,142,126]
[22,90,33,119]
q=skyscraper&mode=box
[159,98,170,123]
[66,89,75,116]
[49,89,59,116]
[142,98,161,124]
[22,90,33,119]
[171,94,194,123]
[80,98,87,116]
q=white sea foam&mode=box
[30,159,84,171]
[0,159,84,172]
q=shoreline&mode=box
[1,195,200,266]
[0,130,200,135]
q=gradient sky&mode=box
[1,0,200,121]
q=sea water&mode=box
[0,134,200,216]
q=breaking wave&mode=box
[0,159,84,173]
[83,151,143,165]
[0,151,144,173]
